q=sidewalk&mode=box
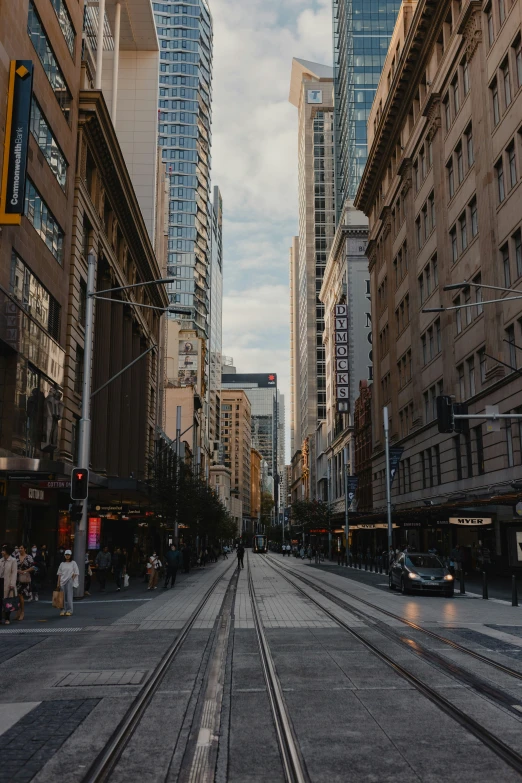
[0,558,232,632]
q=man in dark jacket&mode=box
[237,543,245,570]
[164,544,183,588]
[95,547,112,592]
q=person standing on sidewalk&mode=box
[15,545,34,619]
[30,545,45,602]
[164,544,182,589]
[0,546,18,625]
[95,546,111,592]
[56,550,79,617]
[237,543,245,570]
[147,553,161,590]
[112,548,124,592]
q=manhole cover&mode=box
[54,670,146,687]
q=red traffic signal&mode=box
[71,467,89,500]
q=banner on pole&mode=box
[346,476,358,507]
[389,447,404,486]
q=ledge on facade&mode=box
[78,90,167,309]
[355,0,446,214]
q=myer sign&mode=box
[449,517,493,526]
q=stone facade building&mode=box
[355,0,522,569]
[220,389,251,532]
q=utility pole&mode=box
[73,251,96,596]
[327,459,332,560]
[343,445,349,563]
[383,406,393,554]
[175,405,181,543]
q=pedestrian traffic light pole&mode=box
[72,250,179,597]
[383,406,393,554]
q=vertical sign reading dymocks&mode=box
[0,61,34,225]
[335,304,349,412]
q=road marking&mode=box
[512,704,522,712]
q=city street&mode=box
[3,552,522,782]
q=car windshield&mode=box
[406,555,443,569]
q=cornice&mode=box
[423,92,441,140]
[458,1,483,62]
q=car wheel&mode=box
[389,573,396,590]
[401,577,408,595]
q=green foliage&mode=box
[260,491,274,526]
[290,499,330,536]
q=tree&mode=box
[290,499,330,538]
[260,491,275,527]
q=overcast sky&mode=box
[211,0,333,462]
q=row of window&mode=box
[489,31,522,128]
[415,191,436,251]
[397,349,412,389]
[10,250,61,341]
[421,319,442,366]
[454,277,483,334]
[30,98,68,189]
[395,293,410,335]
[25,178,64,264]
[377,276,388,315]
[495,136,519,205]
[392,241,408,289]
[447,125,474,200]
[419,255,439,304]
[449,197,478,263]
[378,324,389,359]
[27,1,72,122]
[413,138,433,193]
[442,57,470,134]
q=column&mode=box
[111,2,121,123]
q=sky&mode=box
[210,0,333,462]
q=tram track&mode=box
[264,554,522,777]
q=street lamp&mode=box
[73,251,174,597]
[423,280,522,313]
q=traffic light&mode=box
[436,395,454,433]
[71,467,89,500]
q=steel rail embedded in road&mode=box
[265,557,522,777]
[268,557,522,720]
[247,554,311,783]
[82,561,237,783]
[268,554,522,682]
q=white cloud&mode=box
[211,0,332,460]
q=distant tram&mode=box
[252,534,267,553]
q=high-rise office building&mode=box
[333,0,400,218]
[208,185,223,449]
[289,59,335,498]
[153,0,213,335]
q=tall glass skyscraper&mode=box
[153,0,213,335]
[333,0,400,218]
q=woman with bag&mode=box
[15,544,35,621]
[0,545,19,624]
[56,550,79,616]
[147,553,161,590]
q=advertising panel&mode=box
[335,304,349,412]
[0,61,34,224]
[88,517,101,550]
[178,338,199,388]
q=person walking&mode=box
[0,545,18,625]
[147,553,161,590]
[15,545,34,619]
[30,545,46,601]
[56,550,79,617]
[95,546,112,592]
[112,548,124,591]
[164,544,182,589]
[84,552,92,596]
[237,542,245,570]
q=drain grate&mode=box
[54,669,147,687]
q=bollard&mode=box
[512,575,519,607]
[482,570,488,600]
[460,570,465,595]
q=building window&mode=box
[452,76,460,114]
[27,1,72,122]
[79,278,87,327]
[467,356,476,396]
[456,144,464,184]
[459,212,467,251]
[455,297,462,334]
[444,95,451,130]
[436,319,442,353]
[475,425,485,474]
[499,0,506,24]
[503,60,512,106]
[486,4,494,47]
[474,274,483,313]
[24,178,64,264]
[502,244,511,287]
[448,158,455,198]
[419,274,425,304]
[455,436,463,480]
[30,99,67,189]
[479,347,487,382]
[508,142,517,188]
[466,125,474,168]
[10,250,61,340]
[450,226,458,262]
[496,159,505,202]
[463,58,470,95]
[49,0,75,56]
[514,230,522,277]
[470,197,478,236]
[491,79,500,126]
[425,264,431,297]
[421,334,427,365]
[516,36,522,88]
[434,444,442,485]
[421,452,427,489]
[506,418,515,467]
[506,324,517,369]
[464,431,473,477]
[464,286,472,326]
[429,192,436,230]
[416,217,422,250]
[428,138,433,168]
[432,255,438,288]
[457,363,465,400]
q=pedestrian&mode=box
[0,545,18,625]
[31,544,45,601]
[15,544,35,619]
[147,553,161,589]
[182,544,191,574]
[84,552,92,595]
[223,545,228,559]
[308,545,313,562]
[300,545,305,559]
[112,548,124,591]
[237,542,245,570]
[56,550,79,617]
[95,546,112,591]
[164,544,182,588]
[450,544,461,576]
